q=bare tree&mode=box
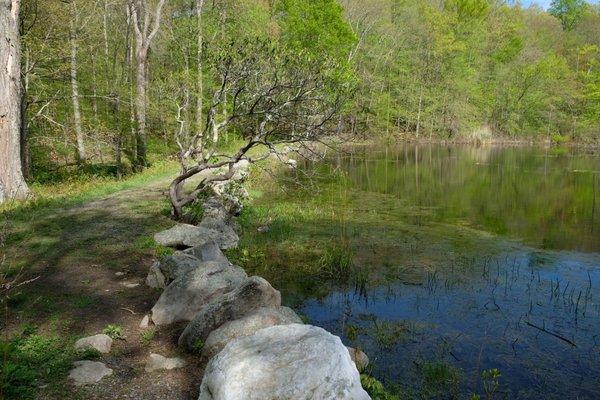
[70,0,86,163]
[168,41,347,219]
[0,0,29,203]
[128,0,166,169]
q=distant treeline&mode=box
[17,0,600,182]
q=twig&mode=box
[524,320,577,347]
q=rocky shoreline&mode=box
[68,159,371,399]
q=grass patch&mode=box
[0,331,76,399]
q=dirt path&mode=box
[3,176,204,399]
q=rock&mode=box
[151,261,247,326]
[145,353,186,372]
[120,281,139,288]
[202,306,303,359]
[146,261,167,289]
[179,276,281,351]
[201,196,230,221]
[74,334,113,354]
[115,271,126,277]
[158,252,205,282]
[69,361,113,386]
[140,315,150,329]
[182,242,229,264]
[198,324,370,400]
[155,223,237,250]
[198,217,239,249]
[347,347,369,372]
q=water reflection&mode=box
[335,144,599,252]
[295,144,600,399]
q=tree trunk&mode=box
[20,46,30,178]
[70,16,86,163]
[196,0,205,136]
[134,46,148,169]
[0,0,29,202]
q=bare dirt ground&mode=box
[3,177,207,399]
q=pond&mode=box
[238,143,600,399]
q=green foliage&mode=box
[277,0,357,61]
[102,324,124,340]
[318,241,354,280]
[140,328,157,346]
[193,339,205,353]
[421,361,461,397]
[0,333,75,399]
[549,0,587,30]
[360,375,400,400]
[481,368,502,399]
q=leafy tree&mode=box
[549,0,587,31]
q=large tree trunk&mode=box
[0,0,29,203]
[70,16,86,163]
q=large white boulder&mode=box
[178,276,281,351]
[202,306,302,359]
[151,261,247,326]
[198,324,370,400]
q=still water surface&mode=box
[295,144,600,399]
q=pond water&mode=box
[285,144,600,399]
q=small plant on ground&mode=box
[193,339,204,353]
[103,324,124,340]
[140,328,157,345]
[79,348,102,360]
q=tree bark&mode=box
[70,11,86,163]
[129,0,166,170]
[0,0,29,202]
[134,46,147,168]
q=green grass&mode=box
[0,329,77,399]
[1,160,178,217]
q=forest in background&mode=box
[12,0,600,186]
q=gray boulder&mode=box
[158,252,205,282]
[198,217,239,249]
[146,261,166,289]
[69,361,113,386]
[178,276,281,351]
[183,242,229,264]
[151,261,247,326]
[202,306,302,359]
[154,223,236,249]
[74,334,113,354]
[198,324,370,400]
